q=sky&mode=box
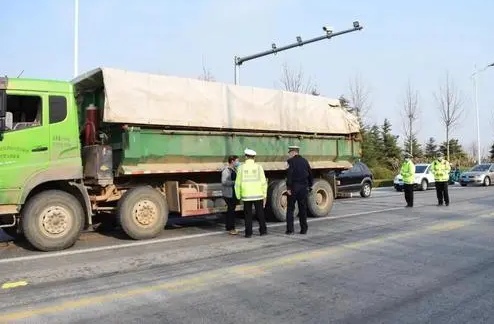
[1,0,494,157]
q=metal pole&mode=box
[233,22,363,83]
[234,56,239,85]
[74,0,79,78]
[474,64,481,164]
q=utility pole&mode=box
[74,0,79,78]
[471,62,494,164]
[233,21,364,85]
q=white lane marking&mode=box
[0,206,405,265]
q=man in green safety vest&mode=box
[400,152,415,208]
[431,152,451,206]
[235,148,268,238]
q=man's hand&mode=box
[287,190,292,196]
[263,199,267,208]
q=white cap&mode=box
[244,148,257,156]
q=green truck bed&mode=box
[104,127,360,176]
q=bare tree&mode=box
[434,72,464,161]
[400,79,420,155]
[279,63,319,95]
[468,140,478,161]
[348,74,371,121]
[198,64,215,82]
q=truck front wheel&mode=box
[117,186,168,240]
[22,190,84,252]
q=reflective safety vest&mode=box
[431,159,451,182]
[400,160,415,184]
[235,159,268,201]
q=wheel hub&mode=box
[41,207,71,236]
[315,189,328,207]
[132,200,158,226]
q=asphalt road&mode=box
[1,185,494,323]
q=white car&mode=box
[393,163,436,191]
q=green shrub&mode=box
[371,166,395,180]
[373,179,394,188]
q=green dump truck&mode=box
[0,67,361,251]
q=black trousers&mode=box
[224,197,238,231]
[286,187,308,233]
[435,181,449,205]
[243,200,267,237]
[403,184,414,207]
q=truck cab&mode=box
[0,77,88,250]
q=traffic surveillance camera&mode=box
[296,36,302,44]
[353,21,360,28]
[271,43,277,50]
[322,26,333,34]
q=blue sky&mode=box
[1,0,493,156]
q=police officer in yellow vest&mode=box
[235,148,268,238]
[401,152,415,207]
[431,152,451,206]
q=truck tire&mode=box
[267,180,298,222]
[21,190,84,252]
[117,186,168,240]
[307,179,334,218]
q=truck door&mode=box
[0,91,50,205]
[47,94,81,166]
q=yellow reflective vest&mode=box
[400,160,415,184]
[235,159,268,201]
[431,159,451,182]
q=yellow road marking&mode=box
[1,281,28,290]
[0,218,480,321]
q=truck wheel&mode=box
[308,179,334,218]
[267,180,298,222]
[22,190,84,252]
[117,186,168,240]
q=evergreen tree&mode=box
[424,137,438,159]
[360,124,383,168]
[403,134,423,158]
[380,119,401,170]
[439,139,467,160]
[490,142,494,160]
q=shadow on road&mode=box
[0,213,231,251]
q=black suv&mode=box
[332,162,374,198]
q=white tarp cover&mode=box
[72,67,360,135]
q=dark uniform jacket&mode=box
[286,155,314,190]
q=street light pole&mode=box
[233,21,364,85]
[74,0,79,78]
[234,56,240,85]
[471,62,494,164]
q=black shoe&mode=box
[245,234,252,238]
[285,231,294,235]
[300,230,307,235]
[437,203,443,206]
[260,232,268,236]
[445,203,449,206]
[405,205,413,208]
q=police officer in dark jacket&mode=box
[286,145,313,235]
